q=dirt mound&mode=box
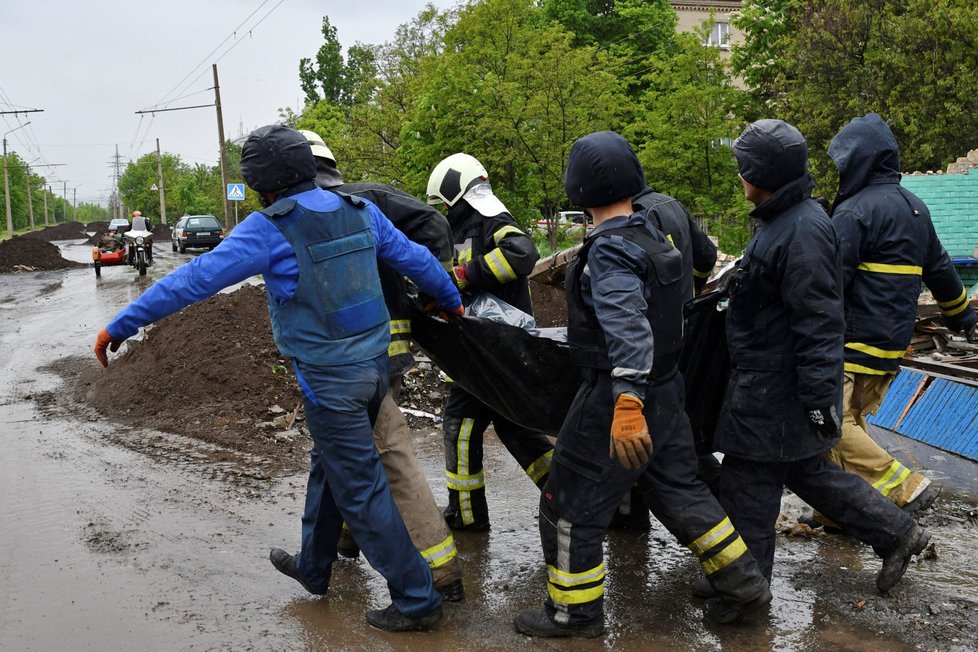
[23,221,89,241]
[85,231,107,245]
[72,284,307,475]
[152,223,172,240]
[530,280,567,327]
[0,235,88,273]
[86,221,109,231]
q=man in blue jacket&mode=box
[93,125,462,632]
[716,119,930,595]
[820,113,977,519]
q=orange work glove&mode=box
[452,264,469,290]
[610,394,652,470]
[94,328,125,368]
[423,302,465,320]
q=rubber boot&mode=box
[443,488,490,532]
[513,608,604,638]
[877,524,931,593]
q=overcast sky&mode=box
[0,1,457,206]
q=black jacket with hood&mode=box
[829,113,976,375]
[716,120,844,462]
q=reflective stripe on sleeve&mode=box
[856,262,922,275]
[844,361,893,375]
[387,340,412,357]
[941,288,971,316]
[844,342,907,359]
[484,248,518,283]
[693,268,712,279]
[492,225,524,244]
[390,319,411,335]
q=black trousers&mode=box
[443,386,553,525]
[540,370,766,625]
[719,454,916,582]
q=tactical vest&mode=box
[565,224,684,377]
[261,193,390,365]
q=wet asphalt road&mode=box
[2,238,978,651]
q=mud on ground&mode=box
[0,234,88,273]
[22,220,90,241]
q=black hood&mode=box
[314,158,344,189]
[749,173,816,222]
[241,124,316,194]
[828,113,901,205]
[565,131,646,208]
[733,119,808,191]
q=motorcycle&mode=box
[123,215,154,277]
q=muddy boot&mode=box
[902,483,941,517]
[269,548,326,595]
[336,524,360,559]
[513,608,604,638]
[704,585,773,624]
[877,525,932,593]
[365,604,442,632]
[435,578,465,602]
[691,576,716,599]
[442,489,490,532]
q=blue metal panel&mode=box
[897,378,978,460]
[868,369,926,430]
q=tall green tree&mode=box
[299,16,345,104]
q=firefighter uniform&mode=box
[441,183,554,529]
[824,113,976,511]
[717,119,926,591]
[309,142,463,595]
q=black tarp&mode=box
[410,291,731,447]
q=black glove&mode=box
[969,323,977,344]
[805,405,839,440]
[945,305,977,340]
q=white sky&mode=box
[0,1,457,206]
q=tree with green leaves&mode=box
[299,16,345,104]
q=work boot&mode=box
[876,525,932,593]
[703,585,773,624]
[442,490,490,532]
[435,578,465,602]
[336,526,360,560]
[513,608,604,638]
[691,576,716,599]
[365,604,442,632]
[902,483,941,517]
[269,548,326,595]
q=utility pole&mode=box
[3,122,32,239]
[213,64,231,229]
[25,168,34,230]
[62,181,67,224]
[155,137,167,225]
[42,185,48,226]
[72,188,77,222]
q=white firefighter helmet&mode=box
[298,129,336,165]
[426,153,488,207]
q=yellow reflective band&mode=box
[693,268,712,279]
[492,225,524,244]
[939,288,967,309]
[341,522,350,531]
[689,517,734,557]
[548,563,605,586]
[701,536,748,575]
[845,342,907,359]
[872,461,911,497]
[421,535,458,569]
[458,246,473,264]
[844,361,893,375]
[387,340,412,357]
[484,248,518,284]
[446,469,485,491]
[390,320,411,335]
[548,582,604,606]
[666,233,675,247]
[856,262,922,276]
[944,297,971,317]
[526,450,553,485]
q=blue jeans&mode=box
[292,355,441,617]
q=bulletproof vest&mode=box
[260,193,390,366]
[565,224,684,375]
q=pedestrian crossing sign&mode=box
[227,183,246,201]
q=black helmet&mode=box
[733,119,808,190]
[241,125,316,193]
[565,131,646,208]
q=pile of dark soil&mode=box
[530,280,567,327]
[0,235,87,273]
[152,223,172,240]
[85,231,106,245]
[85,221,109,232]
[73,284,306,475]
[23,221,89,241]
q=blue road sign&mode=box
[227,183,246,201]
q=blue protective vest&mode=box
[261,193,390,365]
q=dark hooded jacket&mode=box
[829,113,976,375]
[314,160,453,375]
[632,187,717,296]
[716,121,844,462]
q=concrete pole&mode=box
[72,188,77,222]
[62,181,67,224]
[156,138,167,225]
[25,166,34,230]
[213,64,231,229]
[3,137,11,238]
[43,185,49,226]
